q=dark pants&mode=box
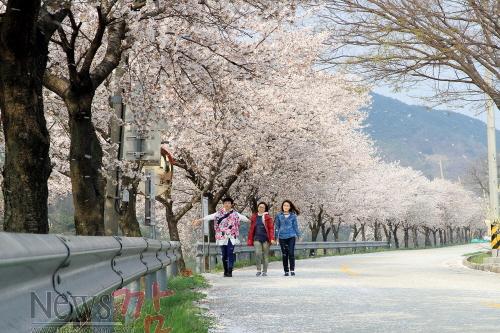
[279,237,296,272]
[221,239,235,270]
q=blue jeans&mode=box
[279,237,296,272]
[221,239,235,269]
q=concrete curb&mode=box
[463,257,500,273]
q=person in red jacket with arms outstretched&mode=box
[247,202,275,276]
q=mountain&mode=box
[363,93,496,180]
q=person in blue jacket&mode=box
[275,200,301,276]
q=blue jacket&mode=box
[274,212,300,239]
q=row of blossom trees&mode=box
[339,163,485,248]
[0,2,486,263]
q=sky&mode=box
[373,84,496,127]
[297,5,499,128]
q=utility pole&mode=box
[120,80,161,240]
[144,168,156,239]
[104,60,126,236]
[438,159,444,179]
[486,70,500,256]
[486,70,498,221]
[201,194,209,272]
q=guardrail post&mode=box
[209,254,217,270]
[196,255,203,274]
[158,267,168,291]
[125,279,141,325]
[173,260,179,276]
[167,258,179,277]
[145,272,157,300]
[91,293,114,333]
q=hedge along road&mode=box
[203,244,500,333]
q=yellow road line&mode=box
[482,302,500,309]
[340,264,359,276]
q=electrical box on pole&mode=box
[120,107,164,164]
[121,125,161,163]
[144,170,155,227]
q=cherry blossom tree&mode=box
[0,0,68,232]
[38,0,299,236]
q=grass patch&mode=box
[467,251,491,265]
[118,275,211,333]
[56,275,212,333]
[462,251,487,257]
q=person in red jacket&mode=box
[247,202,275,276]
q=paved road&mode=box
[203,244,500,333]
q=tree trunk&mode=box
[411,226,419,248]
[118,176,141,237]
[460,227,467,243]
[403,227,409,248]
[373,220,381,241]
[164,203,186,271]
[351,224,360,241]
[438,229,444,246]
[478,228,485,239]
[361,223,366,241]
[423,227,431,247]
[66,94,105,235]
[309,224,320,256]
[310,224,320,242]
[332,229,339,242]
[308,206,325,255]
[391,224,399,249]
[249,194,259,214]
[320,224,331,241]
[448,226,454,243]
[431,229,438,247]
[330,216,342,242]
[0,0,52,233]
[383,223,392,245]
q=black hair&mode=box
[257,202,269,212]
[281,200,300,215]
[222,197,234,204]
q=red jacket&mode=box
[247,213,274,246]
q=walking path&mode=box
[203,244,500,332]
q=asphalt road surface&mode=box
[203,244,500,333]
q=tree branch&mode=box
[91,19,127,88]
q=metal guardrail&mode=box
[195,241,390,273]
[0,232,181,333]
